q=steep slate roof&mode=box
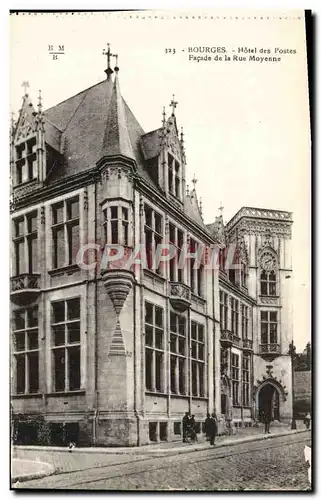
[40,71,209,230]
[43,75,148,181]
[140,128,161,160]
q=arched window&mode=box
[259,251,277,296]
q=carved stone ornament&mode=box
[237,234,249,264]
[166,121,182,160]
[228,219,292,240]
[260,251,277,272]
[260,297,278,305]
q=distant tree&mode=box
[293,342,311,371]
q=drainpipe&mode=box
[133,189,140,446]
[93,176,99,445]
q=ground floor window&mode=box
[242,354,250,406]
[145,302,164,392]
[191,321,205,397]
[231,353,240,405]
[51,298,81,392]
[12,306,39,394]
[170,312,187,395]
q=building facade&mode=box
[10,53,293,446]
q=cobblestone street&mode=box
[14,431,311,491]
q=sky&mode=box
[9,10,311,350]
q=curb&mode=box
[13,428,310,457]
[159,428,310,456]
[11,460,55,485]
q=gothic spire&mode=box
[102,43,117,80]
[100,64,135,161]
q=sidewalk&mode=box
[13,422,310,457]
[11,458,55,484]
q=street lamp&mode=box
[289,340,297,430]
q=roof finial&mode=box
[180,126,184,143]
[102,43,117,79]
[218,201,224,217]
[22,81,29,96]
[186,184,190,196]
[37,89,43,113]
[170,94,178,116]
[114,54,119,73]
[191,174,197,190]
[199,197,203,216]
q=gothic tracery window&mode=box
[259,251,277,296]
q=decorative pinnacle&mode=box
[199,197,203,216]
[102,43,117,78]
[22,81,29,96]
[218,201,224,217]
[170,94,178,116]
[37,90,43,113]
[191,174,197,189]
[162,106,166,128]
[180,126,184,143]
[114,54,119,72]
[186,184,190,196]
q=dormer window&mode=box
[168,153,181,199]
[15,137,37,186]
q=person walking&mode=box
[264,409,271,434]
[204,413,211,441]
[182,412,190,443]
[208,413,217,445]
[190,415,198,442]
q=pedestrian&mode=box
[264,410,271,434]
[190,415,198,442]
[204,413,211,441]
[68,441,75,452]
[182,412,190,443]
[208,413,217,446]
[304,412,311,429]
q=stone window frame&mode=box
[12,210,38,276]
[102,200,132,247]
[242,353,250,407]
[230,297,239,336]
[169,310,188,396]
[188,237,204,298]
[259,248,279,297]
[167,151,181,200]
[260,310,278,345]
[12,305,39,395]
[191,321,206,398]
[144,204,164,274]
[51,196,80,269]
[241,304,249,340]
[51,297,81,393]
[231,352,240,406]
[15,136,37,186]
[219,290,229,330]
[168,222,185,283]
[144,301,165,393]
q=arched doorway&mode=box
[258,383,280,422]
